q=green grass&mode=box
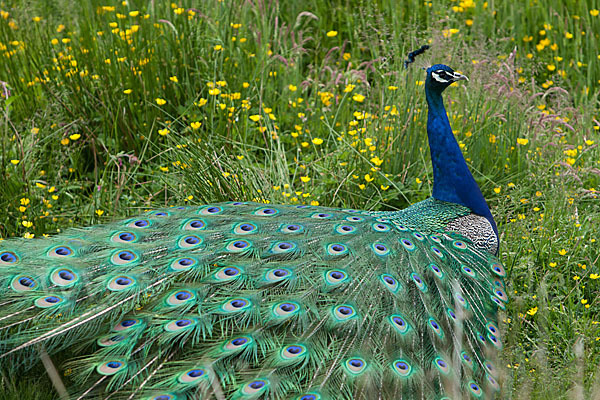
[1,0,600,398]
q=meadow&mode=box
[1,0,599,398]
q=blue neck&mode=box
[425,87,498,238]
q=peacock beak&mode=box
[452,72,469,82]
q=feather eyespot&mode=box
[400,238,415,251]
[372,243,390,256]
[164,318,197,332]
[255,207,278,216]
[272,301,300,318]
[372,223,390,232]
[494,288,508,302]
[326,243,348,256]
[165,290,195,307]
[447,308,457,321]
[325,269,348,285]
[429,263,444,279]
[234,222,257,234]
[461,265,477,278]
[380,274,400,293]
[199,206,223,215]
[461,351,474,369]
[281,223,304,233]
[128,219,150,228]
[0,251,19,264]
[297,394,320,400]
[335,224,356,234]
[429,234,442,243]
[113,318,144,332]
[344,357,367,375]
[49,246,74,257]
[97,334,125,347]
[333,304,356,321]
[35,295,65,308]
[396,223,409,231]
[111,250,138,265]
[490,262,506,277]
[265,268,292,282]
[312,212,332,219]
[488,333,502,349]
[411,272,427,292]
[214,266,242,281]
[281,344,307,360]
[486,374,500,391]
[10,275,38,292]
[431,246,444,258]
[183,219,206,230]
[178,235,203,249]
[392,359,413,377]
[433,357,451,375]
[484,360,497,376]
[50,268,79,287]
[428,317,444,339]
[345,216,364,222]
[226,239,251,252]
[455,292,469,309]
[389,314,410,334]
[223,335,252,351]
[413,232,425,241]
[170,257,197,271]
[96,360,127,375]
[222,298,251,312]
[453,240,468,250]
[177,367,208,384]
[107,275,136,291]
[271,241,297,253]
[240,379,268,396]
[112,231,137,243]
[152,211,169,217]
[150,394,175,400]
[468,381,482,397]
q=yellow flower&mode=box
[300,176,310,183]
[10,159,19,165]
[590,274,600,279]
[387,85,398,91]
[535,191,542,197]
[526,307,538,316]
[32,16,41,22]
[310,200,319,206]
[547,64,556,71]
[591,9,599,16]
[549,262,557,268]
[249,115,261,122]
[22,220,33,228]
[155,98,166,105]
[95,209,104,216]
[364,174,374,182]
[312,138,323,145]
[288,84,297,92]
[213,44,223,51]
[517,138,529,145]
[61,138,70,145]
[123,89,132,94]
[558,249,567,255]
[69,133,81,141]
[416,178,422,184]
[465,19,473,26]
[352,94,365,103]
[494,187,501,193]
[208,88,220,96]
[343,52,351,61]
[51,38,59,45]
[326,31,338,37]
[190,122,201,130]
[565,32,573,39]
[169,76,178,83]
[158,128,169,136]
[370,156,383,166]
[129,11,140,17]
[380,185,390,191]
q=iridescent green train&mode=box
[0,61,507,399]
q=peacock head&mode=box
[425,64,468,93]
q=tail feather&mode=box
[0,202,506,398]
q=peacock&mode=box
[0,50,507,399]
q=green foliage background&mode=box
[1,0,599,397]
